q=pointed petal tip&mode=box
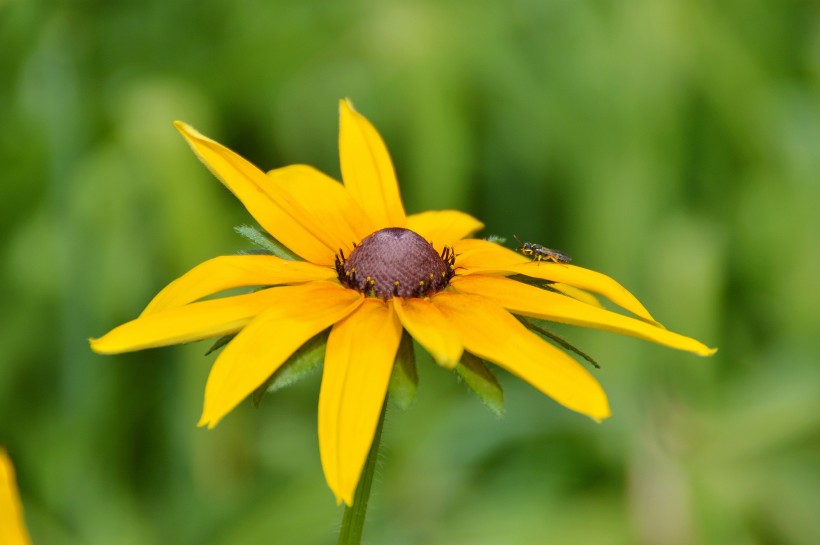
[585,398,611,423]
[427,336,463,370]
[434,357,460,370]
[173,121,212,145]
[431,348,462,370]
[173,120,206,145]
[337,96,406,227]
[198,410,225,429]
[329,484,350,506]
[173,120,196,136]
[682,338,717,357]
[88,336,115,355]
[197,409,221,429]
[339,97,355,113]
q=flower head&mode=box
[91,99,715,505]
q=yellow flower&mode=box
[1,449,33,545]
[91,99,715,505]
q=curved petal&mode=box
[0,449,32,545]
[174,121,340,265]
[407,210,484,251]
[199,282,363,428]
[267,165,375,248]
[394,297,462,368]
[452,238,659,325]
[141,255,336,316]
[509,262,660,325]
[319,299,402,505]
[338,99,406,229]
[90,287,291,354]
[451,275,716,356]
[452,238,530,272]
[433,292,611,421]
[549,283,603,308]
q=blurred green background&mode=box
[2,0,818,543]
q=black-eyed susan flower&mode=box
[91,100,715,506]
[1,449,33,545]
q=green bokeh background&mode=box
[2,0,818,543]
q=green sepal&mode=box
[252,330,330,406]
[456,352,504,416]
[388,331,418,410]
[521,317,600,369]
[205,333,236,355]
[234,224,299,260]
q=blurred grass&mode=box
[1,0,818,544]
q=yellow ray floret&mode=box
[91,288,290,354]
[394,297,463,368]
[406,210,484,251]
[141,255,336,316]
[0,449,32,545]
[174,121,340,265]
[451,275,716,356]
[266,165,375,250]
[433,292,611,421]
[453,238,660,325]
[319,299,402,505]
[338,99,406,229]
[548,283,603,308]
[199,282,363,428]
[452,238,530,272]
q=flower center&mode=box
[335,227,455,299]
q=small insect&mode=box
[513,235,572,264]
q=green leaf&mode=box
[456,352,504,416]
[388,331,418,410]
[234,224,299,260]
[252,329,330,406]
[521,318,600,369]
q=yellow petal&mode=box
[452,238,659,325]
[451,275,717,356]
[338,99,406,229]
[452,238,530,272]
[406,210,484,251]
[174,121,340,265]
[141,255,336,316]
[510,262,660,325]
[433,292,611,421]
[393,297,463,368]
[549,283,604,308]
[90,287,291,354]
[199,282,362,428]
[319,299,402,505]
[0,449,32,545]
[267,165,375,249]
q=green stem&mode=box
[338,399,387,545]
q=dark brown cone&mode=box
[336,228,455,299]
